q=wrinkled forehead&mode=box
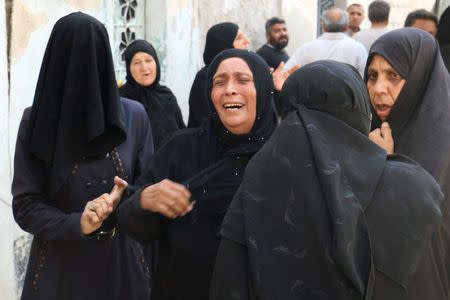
[213,57,253,78]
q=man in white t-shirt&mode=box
[353,1,391,52]
[284,7,367,77]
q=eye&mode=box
[367,72,377,80]
[213,80,224,86]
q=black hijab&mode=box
[28,12,126,196]
[119,40,184,149]
[203,22,239,65]
[436,6,450,72]
[206,49,278,156]
[220,61,443,299]
[187,22,239,128]
[436,6,450,47]
[366,28,450,185]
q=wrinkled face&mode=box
[366,55,406,121]
[129,52,157,86]
[267,23,289,49]
[348,5,364,28]
[411,19,437,36]
[211,57,257,135]
[233,29,250,49]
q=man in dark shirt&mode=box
[256,17,290,69]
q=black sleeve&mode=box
[12,110,85,240]
[116,186,164,243]
[210,238,256,300]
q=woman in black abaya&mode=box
[120,39,185,150]
[117,49,277,299]
[367,27,450,300]
[211,61,444,300]
[12,13,153,300]
[187,22,250,128]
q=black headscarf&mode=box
[28,12,126,196]
[436,6,450,72]
[366,28,450,185]
[220,61,443,299]
[203,22,239,65]
[206,49,278,156]
[119,40,184,149]
[187,22,239,128]
[436,6,450,46]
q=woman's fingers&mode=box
[140,179,193,218]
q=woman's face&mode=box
[211,57,257,135]
[129,52,157,87]
[233,29,250,49]
[366,54,406,121]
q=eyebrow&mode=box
[213,72,253,80]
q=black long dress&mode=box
[366,27,450,300]
[117,49,277,300]
[13,99,154,300]
[187,22,239,128]
[11,13,154,300]
[211,61,445,300]
[119,39,185,150]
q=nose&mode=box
[373,77,388,95]
[225,80,237,95]
[243,35,250,45]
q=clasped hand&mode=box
[80,176,128,235]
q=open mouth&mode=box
[224,103,244,110]
[375,104,392,120]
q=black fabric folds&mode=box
[365,27,450,300]
[437,6,450,72]
[28,12,126,196]
[117,49,277,300]
[203,22,239,65]
[437,6,450,46]
[188,22,239,128]
[366,28,450,197]
[218,61,444,299]
[119,40,185,149]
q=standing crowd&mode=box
[11,1,450,299]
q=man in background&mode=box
[284,7,367,77]
[347,3,365,36]
[404,9,438,36]
[256,17,290,69]
[353,0,390,51]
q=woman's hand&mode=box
[271,62,300,91]
[369,122,394,154]
[80,176,128,235]
[140,179,193,219]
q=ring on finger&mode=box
[88,203,96,211]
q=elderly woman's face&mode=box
[366,54,406,121]
[129,52,157,86]
[211,57,257,135]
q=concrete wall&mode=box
[0,0,15,298]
